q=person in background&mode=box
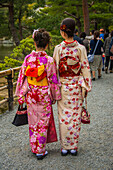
[109,35,113,73]
[105,29,110,38]
[103,31,113,73]
[99,29,105,71]
[99,29,105,40]
[86,30,95,41]
[89,31,103,81]
[79,32,89,54]
[73,29,83,44]
[104,33,109,41]
[53,18,92,156]
[15,28,61,160]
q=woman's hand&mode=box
[82,87,87,99]
[52,100,56,104]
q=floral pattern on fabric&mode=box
[53,41,92,150]
[29,123,48,154]
[53,41,92,92]
[15,51,61,154]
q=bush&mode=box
[0,34,63,71]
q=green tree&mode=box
[46,0,83,34]
[0,0,37,45]
[89,0,113,30]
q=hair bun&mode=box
[33,28,50,49]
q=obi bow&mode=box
[25,65,47,82]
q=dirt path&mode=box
[0,72,113,170]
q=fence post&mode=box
[6,73,13,111]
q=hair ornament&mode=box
[60,24,66,31]
[32,29,40,39]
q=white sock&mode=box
[70,150,77,154]
[62,149,68,154]
[36,151,48,156]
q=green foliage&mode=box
[0,8,10,38]
[0,34,63,71]
[10,36,35,60]
[89,1,113,30]
[0,63,6,71]
[1,0,113,40]
[46,34,63,56]
[108,25,113,32]
[0,56,22,71]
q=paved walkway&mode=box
[0,72,113,170]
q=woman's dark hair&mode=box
[104,33,109,41]
[60,18,75,37]
[79,32,86,39]
[94,31,100,41]
[106,28,109,34]
[33,28,50,48]
[111,31,113,37]
[91,30,95,35]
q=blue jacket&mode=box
[99,33,104,40]
[90,39,103,55]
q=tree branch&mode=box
[64,11,80,20]
[0,3,9,8]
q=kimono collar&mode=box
[61,40,79,47]
[32,50,47,57]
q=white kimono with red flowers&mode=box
[53,41,92,151]
[16,51,61,154]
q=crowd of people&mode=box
[74,28,113,80]
[15,17,113,160]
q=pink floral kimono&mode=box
[53,40,92,151]
[16,51,61,154]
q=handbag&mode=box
[46,108,58,143]
[81,97,90,124]
[12,105,28,126]
[87,40,99,63]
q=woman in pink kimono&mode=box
[16,29,61,160]
[53,18,92,156]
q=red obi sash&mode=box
[26,67,47,82]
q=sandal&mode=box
[36,151,48,160]
[61,149,69,156]
[92,78,95,81]
[70,149,78,156]
[98,75,101,79]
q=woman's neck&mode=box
[36,47,45,52]
[64,37,74,42]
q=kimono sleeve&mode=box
[46,56,61,101]
[15,56,29,104]
[53,45,61,73]
[78,45,92,92]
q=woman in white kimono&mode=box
[53,18,92,156]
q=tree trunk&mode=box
[76,19,81,34]
[82,0,90,35]
[19,9,23,40]
[9,2,20,46]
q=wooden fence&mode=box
[0,67,21,111]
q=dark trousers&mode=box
[102,57,105,70]
[105,55,113,70]
[110,60,113,70]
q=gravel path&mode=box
[0,72,113,170]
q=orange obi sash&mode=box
[25,65,48,86]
